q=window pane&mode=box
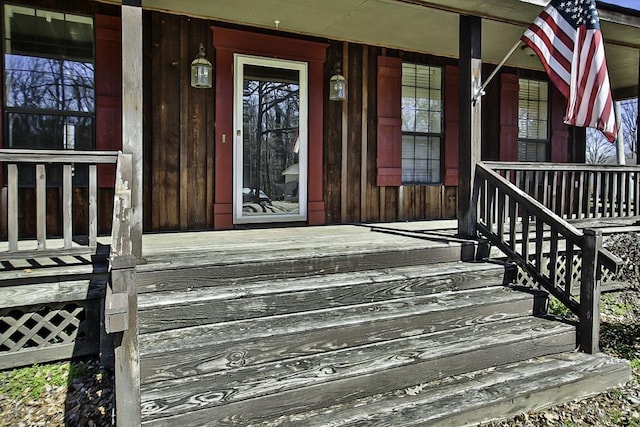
[5,5,93,62]
[402,134,441,184]
[5,55,94,112]
[519,78,549,161]
[415,88,429,109]
[415,110,430,133]
[401,62,443,184]
[3,5,95,164]
[402,86,416,132]
[430,112,442,133]
[6,113,93,149]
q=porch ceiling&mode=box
[129,0,639,97]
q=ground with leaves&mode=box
[481,289,640,427]
[0,358,113,426]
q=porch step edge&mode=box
[138,261,513,307]
[139,286,543,348]
[140,315,575,385]
[139,318,577,425]
[265,352,631,427]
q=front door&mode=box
[233,54,308,224]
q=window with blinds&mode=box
[518,78,549,162]
[401,63,443,184]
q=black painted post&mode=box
[458,15,482,238]
[580,228,602,354]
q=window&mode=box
[518,78,549,162]
[3,5,95,184]
[401,63,443,184]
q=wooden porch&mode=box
[0,151,636,424]
[131,220,629,426]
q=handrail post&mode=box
[105,152,140,426]
[108,256,140,427]
[579,228,602,354]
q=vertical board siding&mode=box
[347,44,363,223]
[499,73,519,162]
[325,42,345,224]
[340,43,350,223]
[150,13,181,230]
[146,12,214,232]
[322,43,454,224]
[550,85,570,163]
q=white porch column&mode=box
[121,0,143,260]
[458,15,482,238]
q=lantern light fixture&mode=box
[329,62,346,101]
[191,43,213,88]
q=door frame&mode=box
[233,54,308,224]
[211,27,327,230]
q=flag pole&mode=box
[472,39,523,103]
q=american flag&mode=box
[521,0,617,142]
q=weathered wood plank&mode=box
[63,165,73,249]
[89,165,98,247]
[179,16,189,230]
[140,261,508,308]
[140,283,535,334]
[7,164,18,252]
[340,42,349,223]
[0,341,98,371]
[288,352,628,427]
[36,164,46,250]
[0,278,107,308]
[140,315,565,385]
[360,46,369,222]
[347,43,363,223]
[140,318,574,425]
[138,263,513,333]
[135,245,471,294]
[0,149,118,164]
[150,12,181,230]
[139,286,536,357]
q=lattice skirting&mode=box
[0,299,100,369]
[516,251,628,293]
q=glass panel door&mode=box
[234,55,307,224]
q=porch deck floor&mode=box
[137,220,466,272]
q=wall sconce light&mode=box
[191,43,213,88]
[329,62,346,101]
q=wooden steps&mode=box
[264,352,631,427]
[135,227,630,426]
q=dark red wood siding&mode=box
[550,85,570,163]
[444,65,459,186]
[499,73,519,162]
[376,56,402,187]
[95,14,122,187]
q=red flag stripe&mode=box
[521,0,618,142]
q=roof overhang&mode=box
[107,0,640,98]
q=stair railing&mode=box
[104,152,141,426]
[481,161,640,225]
[0,148,119,256]
[474,162,622,354]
